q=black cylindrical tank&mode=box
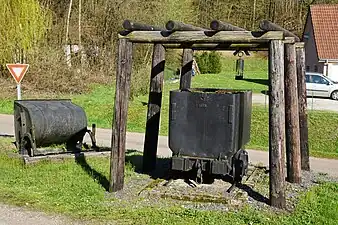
[14,100,88,150]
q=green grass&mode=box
[1,56,338,159]
[0,137,337,224]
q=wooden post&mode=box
[295,43,310,171]
[180,49,193,89]
[284,43,301,183]
[143,44,165,172]
[268,40,286,208]
[109,39,133,192]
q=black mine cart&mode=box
[14,99,97,157]
[169,88,252,185]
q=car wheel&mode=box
[331,91,338,100]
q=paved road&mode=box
[252,93,338,112]
[1,114,337,177]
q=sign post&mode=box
[6,64,29,100]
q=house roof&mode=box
[310,4,338,60]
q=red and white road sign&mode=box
[6,64,29,84]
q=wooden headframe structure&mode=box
[109,19,310,209]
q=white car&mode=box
[305,72,338,100]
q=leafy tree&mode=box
[0,0,50,67]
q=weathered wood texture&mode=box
[210,20,246,31]
[295,44,310,171]
[123,20,163,31]
[260,20,300,42]
[118,31,284,43]
[268,40,286,208]
[163,43,268,51]
[109,39,133,192]
[143,44,165,172]
[284,43,301,183]
[180,49,193,89]
[166,20,206,31]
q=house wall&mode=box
[303,13,324,73]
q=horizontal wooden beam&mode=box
[166,20,207,31]
[122,20,163,31]
[295,42,305,48]
[260,20,300,42]
[163,43,269,51]
[210,20,246,31]
[119,31,284,44]
[283,37,296,44]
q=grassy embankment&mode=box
[0,55,338,159]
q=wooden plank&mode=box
[284,43,301,183]
[210,20,246,31]
[163,43,269,51]
[123,20,163,31]
[119,31,284,43]
[109,39,133,192]
[180,49,193,89]
[260,20,300,42]
[268,40,286,209]
[143,44,165,172]
[166,20,206,31]
[295,44,310,171]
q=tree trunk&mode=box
[65,0,73,67]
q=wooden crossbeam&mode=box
[119,31,284,43]
[163,43,269,51]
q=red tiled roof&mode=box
[310,4,338,60]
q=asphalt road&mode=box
[252,93,338,112]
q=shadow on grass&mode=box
[75,153,110,191]
[125,150,172,180]
[242,78,269,86]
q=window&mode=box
[306,66,310,71]
[314,65,318,72]
[311,75,329,84]
[305,75,310,83]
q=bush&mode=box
[195,51,222,74]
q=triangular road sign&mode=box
[6,64,29,84]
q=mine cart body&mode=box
[14,99,88,156]
[169,88,252,182]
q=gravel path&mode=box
[0,203,86,225]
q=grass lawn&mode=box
[0,55,338,159]
[0,137,337,224]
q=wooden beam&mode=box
[123,20,163,31]
[166,20,206,31]
[118,31,284,43]
[210,20,246,31]
[180,49,193,89]
[143,44,165,172]
[163,43,269,51]
[295,43,310,171]
[109,39,133,192]
[268,40,286,209]
[284,43,301,183]
[260,20,300,42]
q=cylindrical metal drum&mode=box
[14,100,88,151]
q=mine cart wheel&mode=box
[21,136,33,157]
[233,149,249,183]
